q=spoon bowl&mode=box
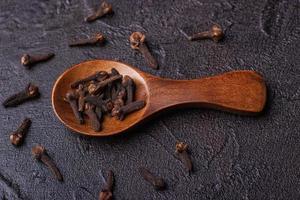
[52,60,267,137]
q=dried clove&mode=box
[122,75,135,104]
[69,33,105,47]
[71,71,108,88]
[139,167,165,190]
[65,90,84,124]
[117,100,145,120]
[92,75,122,95]
[103,83,112,100]
[99,170,114,200]
[130,32,158,70]
[87,81,98,94]
[84,95,106,120]
[110,86,118,101]
[175,141,193,173]
[95,106,103,122]
[104,99,114,114]
[32,145,63,182]
[21,53,54,67]
[110,68,120,76]
[3,83,40,108]
[65,68,146,131]
[10,118,31,146]
[188,24,224,42]
[77,84,86,112]
[111,88,126,117]
[86,1,113,22]
[84,95,104,108]
[84,103,101,131]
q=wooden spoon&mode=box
[52,60,267,137]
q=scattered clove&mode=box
[139,167,166,190]
[9,118,31,146]
[129,32,158,70]
[32,145,63,182]
[21,53,54,67]
[99,170,114,200]
[188,24,224,42]
[69,33,105,47]
[175,141,193,173]
[86,1,113,22]
[2,83,40,108]
[65,68,145,131]
[65,90,84,124]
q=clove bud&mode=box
[117,100,145,120]
[139,167,165,190]
[69,33,105,47]
[3,83,40,108]
[10,118,31,146]
[99,170,114,200]
[92,75,122,95]
[188,24,224,42]
[84,103,101,131]
[65,90,84,124]
[129,32,158,70]
[76,84,86,112]
[32,145,63,182]
[175,141,193,173]
[21,53,54,67]
[71,71,108,88]
[86,1,113,22]
[122,75,135,104]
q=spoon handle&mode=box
[146,70,267,115]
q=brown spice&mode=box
[21,53,54,67]
[86,1,113,22]
[188,24,224,42]
[3,83,40,108]
[175,141,193,173]
[64,68,145,131]
[10,118,31,146]
[139,167,165,190]
[129,32,158,70]
[32,145,63,182]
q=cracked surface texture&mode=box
[0,0,299,199]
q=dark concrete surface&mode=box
[0,0,299,199]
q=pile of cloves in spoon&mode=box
[65,68,146,131]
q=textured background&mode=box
[0,0,299,199]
